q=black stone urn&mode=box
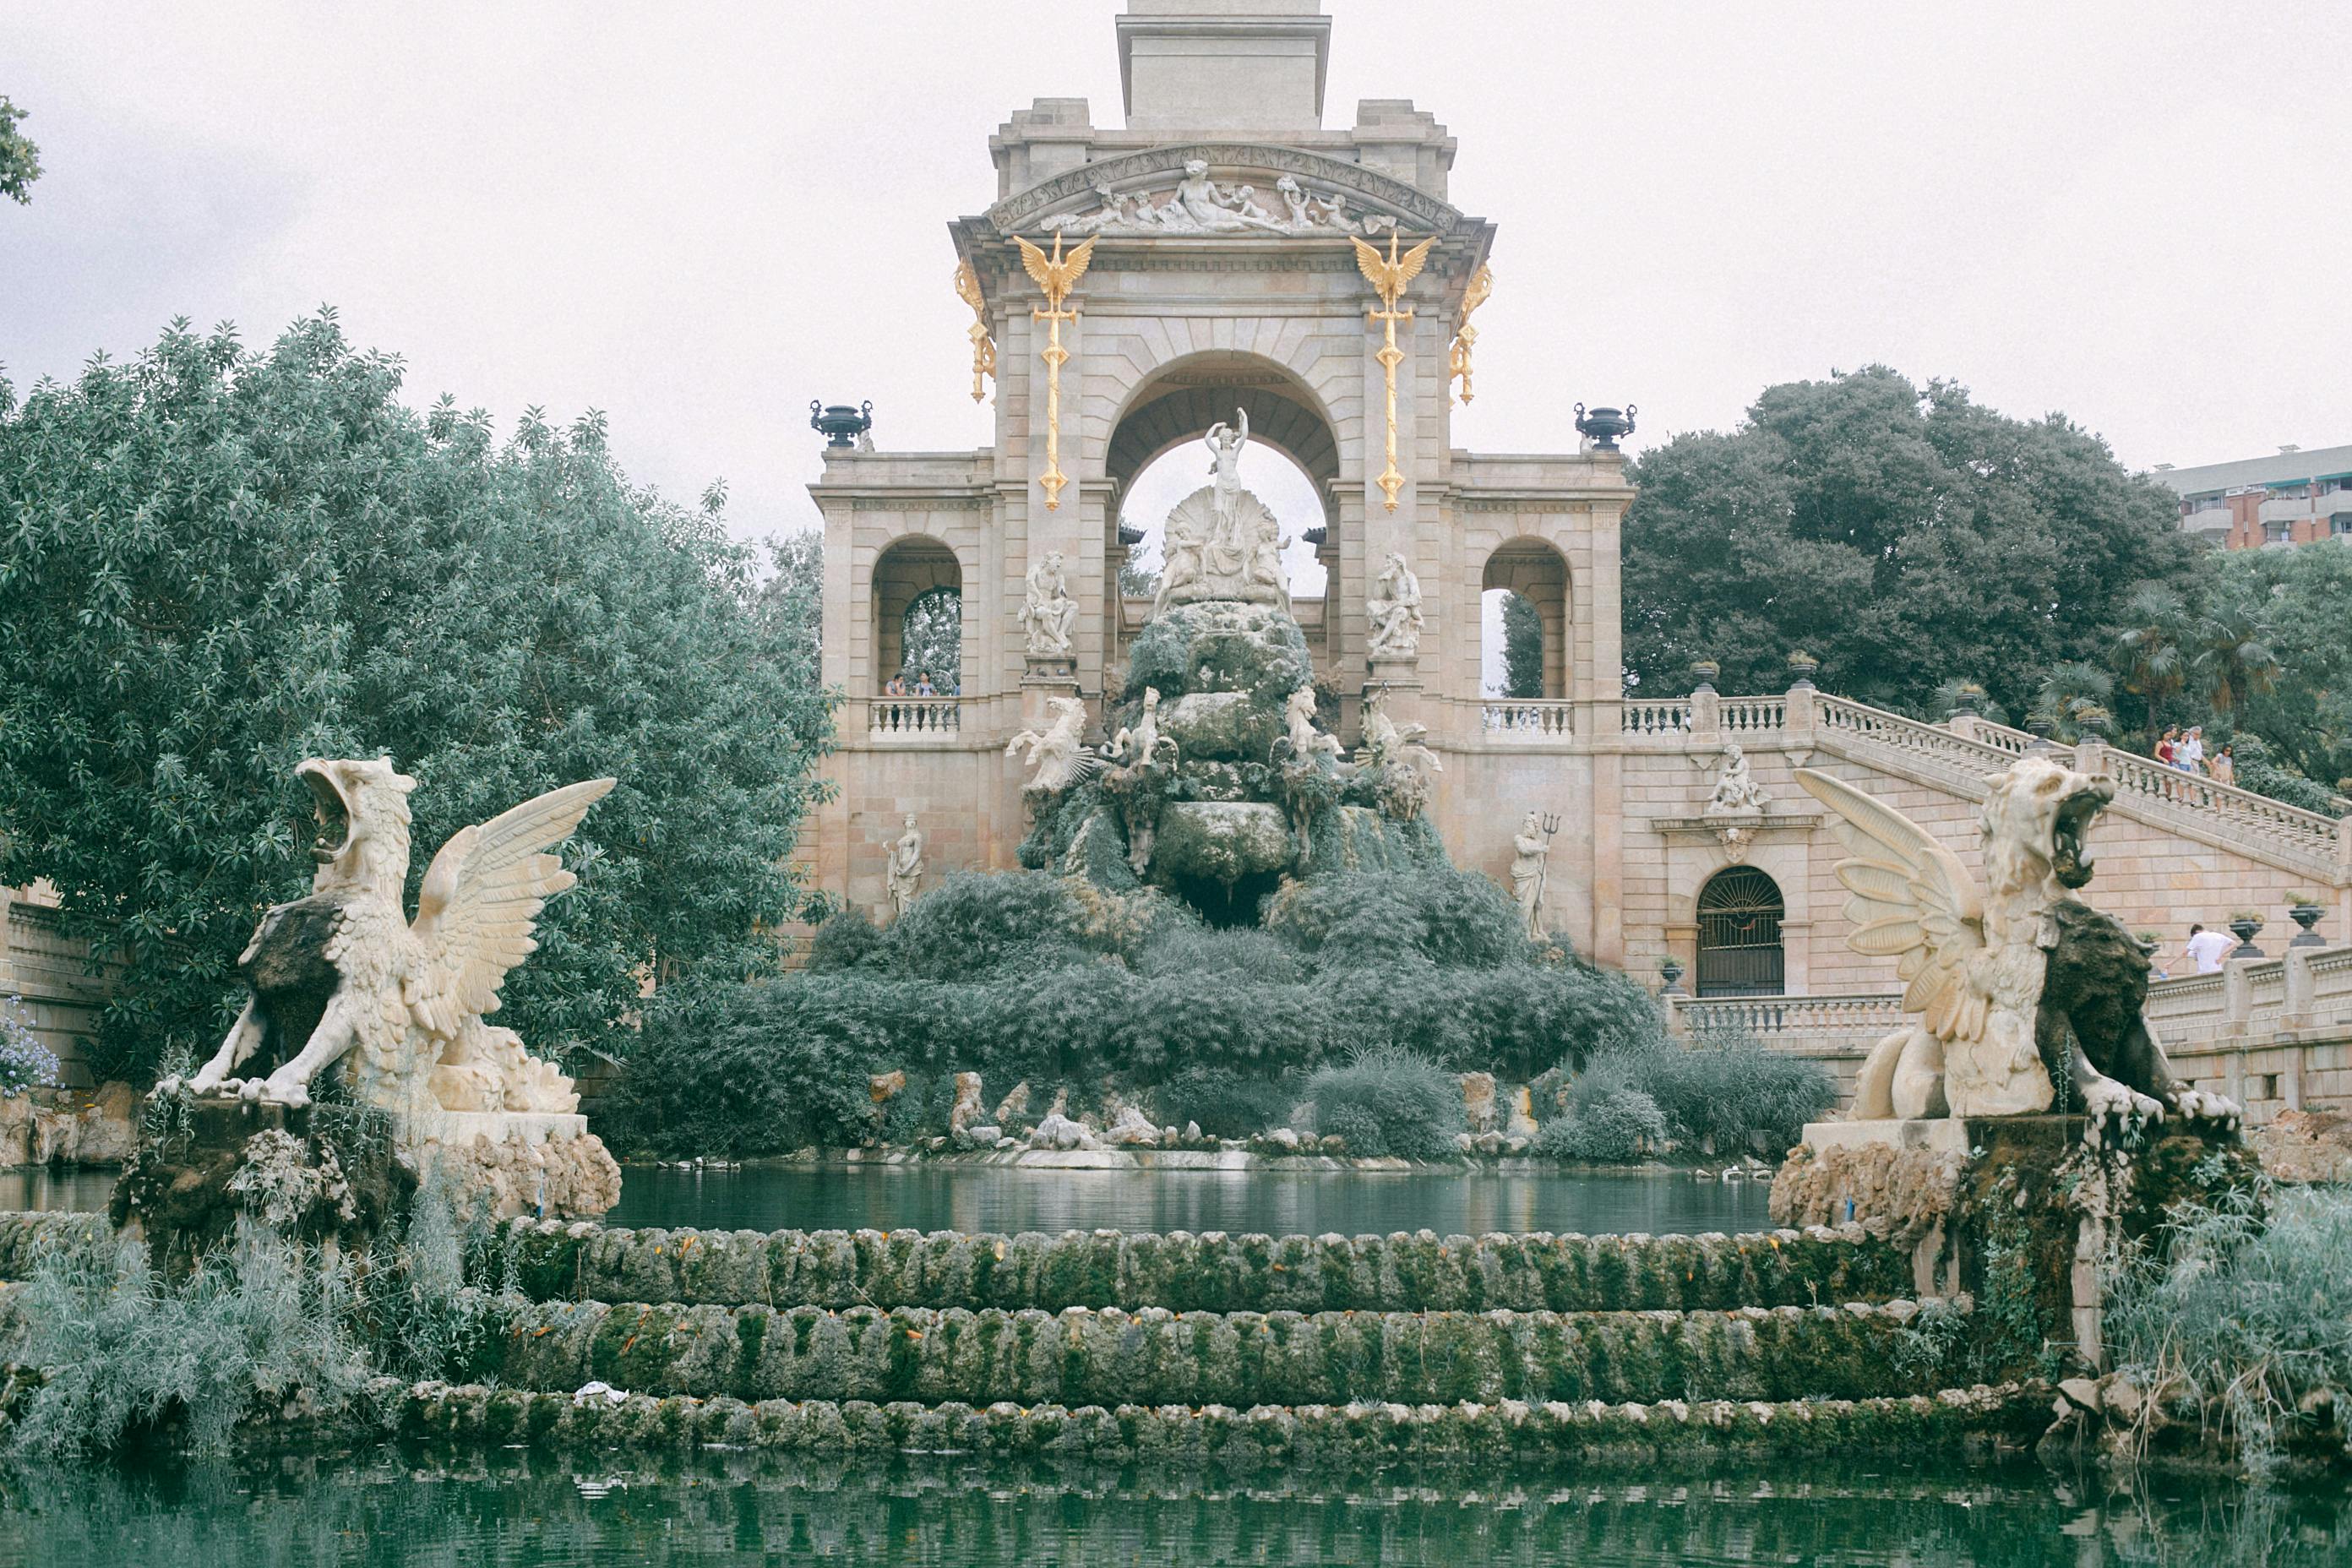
[1948,683,1984,719]
[1787,651,1820,690]
[1575,403,1636,452]
[2289,901,2327,948]
[1689,658,1720,694]
[2025,716,2058,752]
[1659,956,1687,997]
[2228,915,2264,959]
[810,400,874,449]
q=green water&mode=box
[1,1449,2342,1566]
[607,1163,1776,1237]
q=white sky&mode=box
[5,1,2349,552]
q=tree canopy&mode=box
[1621,367,2197,718]
[0,95,40,204]
[0,313,835,1080]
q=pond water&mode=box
[607,1163,1775,1237]
[2,1448,2342,1567]
[0,1166,117,1215]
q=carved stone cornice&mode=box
[987,142,1462,234]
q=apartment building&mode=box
[2152,442,2352,548]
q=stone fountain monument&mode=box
[1010,416,1440,923]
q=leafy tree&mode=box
[0,96,40,204]
[899,585,961,689]
[0,313,835,1081]
[2173,546,2352,799]
[1500,591,1544,699]
[1622,367,2197,717]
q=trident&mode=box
[1533,811,1561,936]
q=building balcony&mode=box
[867,698,962,742]
[2257,493,2317,525]
[2180,504,2233,537]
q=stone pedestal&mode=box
[411,1109,620,1222]
[1021,657,1081,728]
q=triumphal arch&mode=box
[811,0,1636,956]
[808,2,2349,1110]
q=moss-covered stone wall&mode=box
[390,1380,2049,1463]
[480,1298,1946,1407]
[498,1221,1911,1315]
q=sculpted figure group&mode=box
[1045,161,1394,238]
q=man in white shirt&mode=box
[2178,727,2206,774]
[2182,923,2233,975]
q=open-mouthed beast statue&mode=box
[180,758,614,1117]
[1796,757,2239,1134]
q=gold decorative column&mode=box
[1012,231,1095,510]
[1353,231,1435,512]
[953,259,997,403]
[1449,262,1492,405]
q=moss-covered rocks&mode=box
[496,1221,1913,1315]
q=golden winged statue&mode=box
[1351,231,1436,308]
[1015,231,1097,306]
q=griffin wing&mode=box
[406,778,616,1038]
[1794,768,1989,1043]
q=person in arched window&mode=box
[912,670,938,697]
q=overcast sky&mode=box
[6,1,2349,547]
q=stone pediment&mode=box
[987,142,1461,238]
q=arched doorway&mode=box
[1480,539,1569,699]
[1696,867,1785,997]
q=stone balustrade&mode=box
[1620,700,1691,736]
[866,697,962,741]
[1479,700,1574,741]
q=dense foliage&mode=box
[1304,1046,1464,1161]
[0,95,39,204]
[1500,591,1544,699]
[0,314,834,1079]
[2107,1180,2352,1477]
[1622,366,2196,721]
[604,866,1664,1157]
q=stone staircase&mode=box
[357,1218,2052,1460]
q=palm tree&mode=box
[2185,592,2280,715]
[2114,584,2186,735]
[2028,662,2117,743]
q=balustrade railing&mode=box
[2097,746,2339,857]
[1673,992,1905,1040]
[1620,700,1690,736]
[1814,694,2018,775]
[1480,700,1574,741]
[868,698,962,741]
[1718,696,1786,733]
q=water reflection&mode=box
[1,1449,2344,1567]
[0,1166,116,1214]
[607,1163,1776,1237]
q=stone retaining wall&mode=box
[482,1298,1946,1408]
[498,1221,1910,1315]
[390,1380,2047,1462]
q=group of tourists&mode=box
[882,671,948,697]
[2153,725,2235,786]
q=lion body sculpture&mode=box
[182,758,613,1118]
[1798,757,2238,1131]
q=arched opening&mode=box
[1480,541,1569,700]
[1696,867,1785,998]
[1103,356,1342,670]
[871,536,961,695]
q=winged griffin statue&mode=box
[181,758,614,1118]
[1796,758,2238,1134]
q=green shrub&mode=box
[604,977,887,1157]
[868,871,1092,980]
[2107,1179,2352,1477]
[1320,1102,1387,1157]
[1128,922,1302,984]
[9,1220,372,1456]
[1266,866,1529,971]
[879,1071,961,1143]
[806,906,884,972]
[1152,1068,1294,1138]
[1532,1060,1668,1162]
[1305,1046,1462,1162]
[1613,1037,1837,1157]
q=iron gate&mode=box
[1696,867,1785,997]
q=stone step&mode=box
[393,1380,2047,1462]
[496,1220,1911,1315]
[482,1298,1952,1410]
